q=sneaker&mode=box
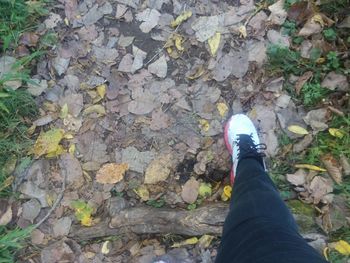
[224,114,266,185]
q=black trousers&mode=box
[215,158,328,263]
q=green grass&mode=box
[0,226,32,263]
[0,0,48,51]
[0,0,47,261]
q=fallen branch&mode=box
[69,203,229,241]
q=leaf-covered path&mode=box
[9,0,350,262]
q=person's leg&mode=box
[216,114,328,263]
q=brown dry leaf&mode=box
[96,163,128,184]
[309,176,333,204]
[187,65,205,80]
[150,109,171,131]
[321,154,342,184]
[144,154,173,184]
[19,32,39,47]
[295,71,313,95]
[287,1,314,25]
[286,169,307,186]
[298,14,323,37]
[339,154,350,176]
[181,177,200,204]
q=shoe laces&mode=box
[235,134,266,160]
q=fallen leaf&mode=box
[171,237,198,248]
[338,15,350,28]
[221,185,232,201]
[150,109,170,131]
[96,84,106,98]
[286,169,307,186]
[288,125,309,135]
[171,11,192,27]
[295,164,326,172]
[60,103,69,119]
[309,176,333,204]
[333,240,350,256]
[208,32,221,56]
[321,72,349,91]
[198,183,212,198]
[328,128,344,139]
[198,235,214,249]
[101,241,110,254]
[0,200,12,226]
[217,102,228,118]
[340,154,350,176]
[71,200,93,226]
[181,178,200,204]
[192,15,219,42]
[187,65,205,80]
[295,71,313,95]
[96,163,128,184]
[268,0,287,25]
[83,105,106,116]
[298,15,323,37]
[131,45,147,73]
[20,32,39,47]
[174,34,184,51]
[148,55,167,78]
[144,153,173,184]
[199,119,210,132]
[239,25,247,38]
[293,134,313,153]
[321,154,342,184]
[134,185,150,201]
[33,129,65,158]
[53,217,72,237]
[136,8,161,33]
[287,1,314,25]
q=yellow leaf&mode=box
[239,25,247,38]
[83,105,106,116]
[96,163,128,184]
[217,102,228,117]
[198,235,214,249]
[60,103,68,119]
[69,144,76,155]
[188,65,205,80]
[334,240,350,256]
[208,32,221,56]
[46,145,65,158]
[294,164,326,172]
[101,241,110,254]
[329,128,344,139]
[221,185,232,201]
[33,129,65,158]
[287,125,309,135]
[171,237,198,248]
[174,35,184,51]
[171,11,192,27]
[63,133,74,139]
[64,17,69,26]
[199,119,210,132]
[96,84,106,98]
[71,200,93,226]
[81,214,93,226]
[323,247,329,261]
[312,14,324,26]
[134,185,150,201]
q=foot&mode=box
[224,114,266,184]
